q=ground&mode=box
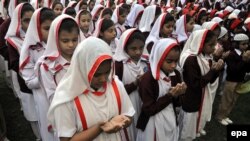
[0,72,249,141]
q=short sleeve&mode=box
[53,103,77,138]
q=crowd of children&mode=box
[0,0,249,141]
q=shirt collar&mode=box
[235,48,242,56]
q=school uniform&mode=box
[75,10,93,41]
[111,6,126,39]
[19,8,58,141]
[47,37,135,140]
[217,34,250,121]
[137,39,181,141]
[5,3,38,122]
[179,29,220,140]
[125,4,144,29]
[113,28,149,141]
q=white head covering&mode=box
[218,26,227,39]
[19,8,47,70]
[30,0,40,9]
[93,18,105,37]
[228,12,238,19]
[244,17,250,24]
[233,33,249,41]
[39,14,79,68]
[43,0,52,8]
[144,13,167,52]
[224,6,234,13]
[91,4,104,20]
[113,28,137,61]
[211,17,223,24]
[175,14,189,43]
[75,9,94,38]
[150,38,178,80]
[125,4,144,28]
[74,0,83,13]
[5,3,27,53]
[47,37,113,128]
[8,0,17,18]
[179,29,209,68]
[202,21,219,30]
[193,24,202,31]
[139,5,157,33]
[232,9,240,16]
[67,1,77,7]
[111,6,120,24]
[60,0,66,7]
[0,0,8,19]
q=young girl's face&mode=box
[118,13,127,25]
[100,25,116,43]
[58,28,79,59]
[161,48,180,74]
[80,4,88,11]
[125,39,144,63]
[80,14,91,33]
[202,36,217,55]
[21,11,33,32]
[161,21,175,37]
[213,27,221,38]
[221,33,229,42]
[103,14,111,20]
[239,40,249,51]
[89,1,95,11]
[186,18,195,32]
[40,20,53,43]
[200,16,207,25]
[90,60,112,90]
[53,4,63,16]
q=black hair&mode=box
[185,14,193,23]
[196,10,207,25]
[125,30,145,51]
[119,7,127,16]
[155,6,162,18]
[21,3,34,18]
[170,44,181,52]
[204,30,216,45]
[52,1,63,10]
[121,3,131,12]
[100,19,114,35]
[18,0,29,4]
[161,13,175,28]
[65,7,76,17]
[101,8,113,18]
[79,10,91,18]
[40,8,55,24]
[59,18,79,34]
[80,1,87,8]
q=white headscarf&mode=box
[67,1,77,7]
[47,36,113,128]
[125,4,144,28]
[202,21,219,31]
[211,17,223,24]
[8,0,18,18]
[30,0,40,9]
[19,8,45,70]
[179,29,219,132]
[75,10,94,40]
[36,14,79,71]
[139,5,157,33]
[113,28,137,62]
[175,14,189,43]
[144,13,167,55]
[74,0,83,13]
[93,18,105,37]
[43,0,52,8]
[150,38,178,80]
[5,3,27,53]
[111,5,120,24]
[91,4,104,20]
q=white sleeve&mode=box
[53,102,77,138]
[39,65,57,103]
[115,77,135,117]
[20,51,40,89]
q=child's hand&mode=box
[101,115,129,133]
[222,51,230,60]
[242,51,250,62]
[213,47,224,57]
[211,59,224,71]
[133,75,143,86]
[169,82,187,97]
